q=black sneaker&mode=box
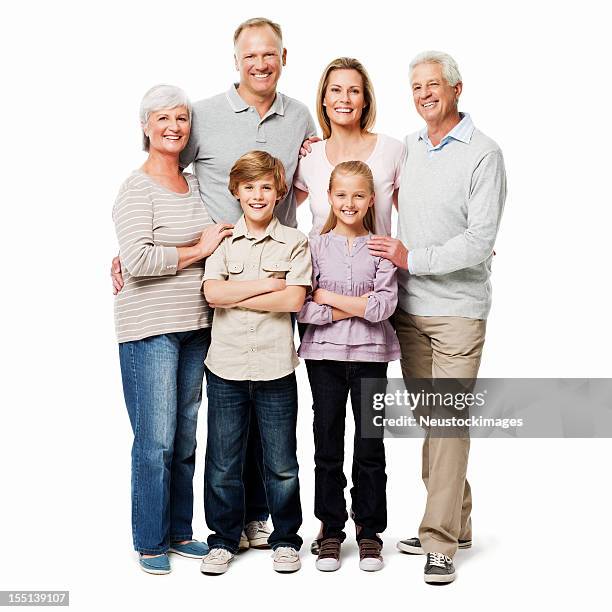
[397,536,472,555]
[424,552,456,584]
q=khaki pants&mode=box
[394,308,486,558]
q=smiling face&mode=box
[235,173,279,227]
[328,172,374,234]
[234,25,286,102]
[143,106,190,155]
[323,69,366,131]
[411,61,462,128]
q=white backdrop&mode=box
[2,0,611,609]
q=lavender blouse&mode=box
[297,232,401,362]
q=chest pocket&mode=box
[262,260,292,279]
[228,260,245,277]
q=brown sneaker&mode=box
[358,538,383,571]
[315,538,342,572]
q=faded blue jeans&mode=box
[204,370,303,553]
[119,328,210,555]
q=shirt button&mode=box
[250,347,257,352]
[249,327,255,332]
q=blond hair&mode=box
[233,17,283,49]
[316,57,377,140]
[228,150,288,201]
[321,161,376,234]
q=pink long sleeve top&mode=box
[297,232,401,362]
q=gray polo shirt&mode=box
[180,84,317,228]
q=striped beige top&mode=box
[113,170,213,343]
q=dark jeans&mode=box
[306,359,388,543]
[243,411,269,522]
[204,370,303,553]
[119,328,210,554]
[202,378,268,525]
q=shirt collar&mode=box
[231,214,287,243]
[418,112,475,150]
[225,83,285,117]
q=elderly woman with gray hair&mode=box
[113,84,233,574]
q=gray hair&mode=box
[139,84,192,151]
[409,51,462,86]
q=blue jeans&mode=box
[119,328,210,555]
[243,411,269,522]
[204,370,303,553]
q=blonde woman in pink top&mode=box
[294,57,405,237]
[295,58,404,557]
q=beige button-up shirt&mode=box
[203,215,312,381]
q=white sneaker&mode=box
[200,548,234,575]
[239,531,249,551]
[272,546,301,573]
[245,520,271,549]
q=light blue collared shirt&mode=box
[418,112,475,156]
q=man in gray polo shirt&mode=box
[112,17,317,550]
[368,51,506,584]
[181,61,316,227]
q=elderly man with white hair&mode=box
[368,51,507,584]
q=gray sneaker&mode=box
[272,546,301,573]
[397,536,472,555]
[239,531,249,551]
[424,552,455,584]
[200,548,235,575]
[245,520,271,549]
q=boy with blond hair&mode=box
[200,151,311,575]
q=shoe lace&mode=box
[428,552,451,568]
[273,546,297,560]
[208,548,231,560]
[247,520,270,536]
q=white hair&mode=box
[139,84,192,151]
[409,51,462,86]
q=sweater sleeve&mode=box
[408,150,507,276]
[297,240,332,325]
[363,256,398,322]
[113,182,179,277]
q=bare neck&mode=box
[327,125,372,151]
[237,85,277,118]
[326,128,376,164]
[244,215,272,238]
[426,111,462,147]
[333,224,366,238]
[141,151,182,178]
